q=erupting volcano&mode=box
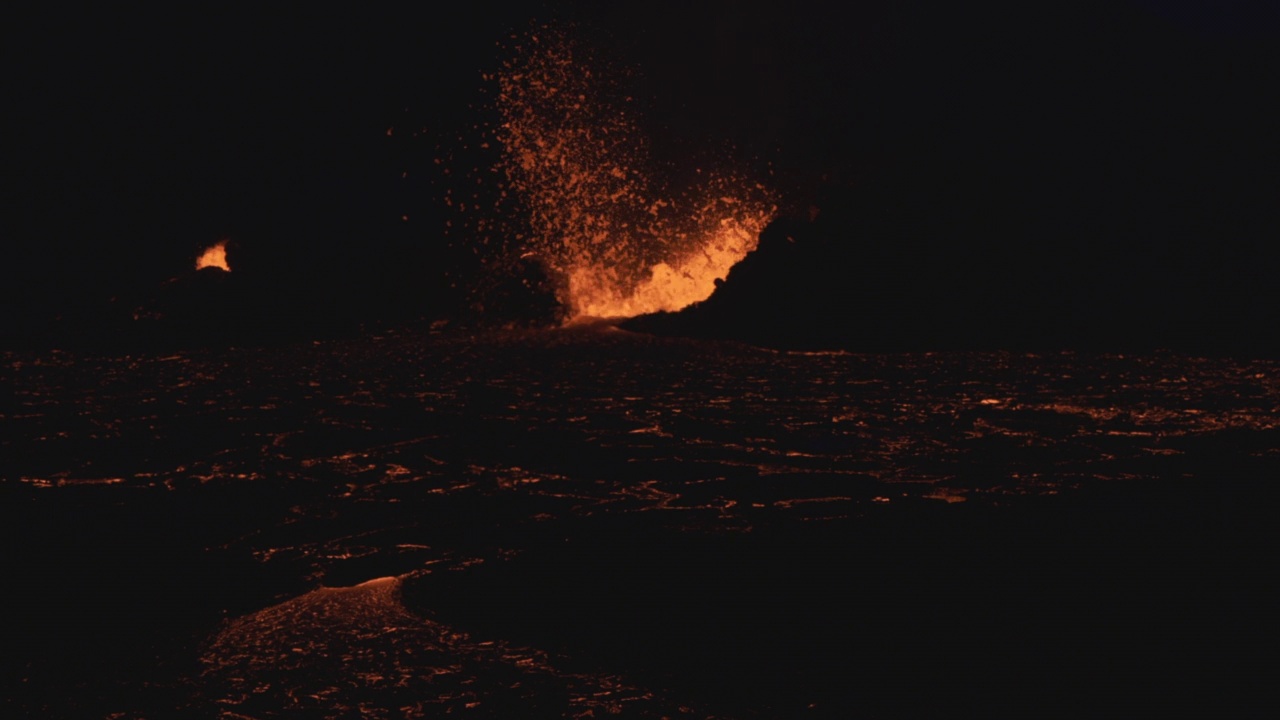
[451,25,776,320]
[195,241,230,272]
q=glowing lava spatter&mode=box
[463,24,775,319]
[196,241,230,271]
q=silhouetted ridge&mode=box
[625,197,1279,355]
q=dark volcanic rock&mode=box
[458,254,567,329]
[624,211,975,351]
[116,267,296,348]
[624,205,1280,355]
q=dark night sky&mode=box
[5,1,1280,348]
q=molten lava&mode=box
[456,25,775,320]
[196,241,230,272]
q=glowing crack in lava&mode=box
[466,25,776,319]
[196,241,230,271]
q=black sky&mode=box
[6,1,1279,348]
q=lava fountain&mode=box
[196,241,230,272]
[457,25,776,320]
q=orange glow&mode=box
[196,241,230,271]
[485,26,775,319]
[565,217,764,317]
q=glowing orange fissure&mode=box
[484,26,776,320]
[196,241,230,272]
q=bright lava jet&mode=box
[452,24,776,320]
[196,241,230,272]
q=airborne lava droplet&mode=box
[468,24,777,319]
[196,241,230,272]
